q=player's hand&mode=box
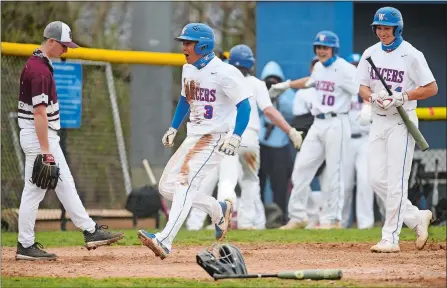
[288,128,303,149]
[218,135,241,156]
[304,79,315,88]
[268,80,290,99]
[373,89,392,110]
[392,91,408,107]
[162,127,177,147]
[357,102,372,126]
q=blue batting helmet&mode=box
[313,31,339,54]
[175,23,215,55]
[346,53,361,64]
[229,44,255,70]
[371,7,404,38]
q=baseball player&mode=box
[341,53,375,230]
[137,23,252,259]
[186,44,303,230]
[269,31,357,229]
[16,21,124,261]
[356,7,438,252]
[289,56,329,229]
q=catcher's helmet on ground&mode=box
[313,31,339,54]
[229,44,255,70]
[346,53,361,65]
[196,243,248,278]
[371,7,403,38]
[175,23,215,55]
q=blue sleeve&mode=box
[171,96,190,129]
[233,98,251,137]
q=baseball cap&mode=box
[43,21,79,48]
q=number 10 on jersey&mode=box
[322,94,335,106]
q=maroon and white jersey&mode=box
[18,49,60,130]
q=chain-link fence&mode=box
[1,56,133,210]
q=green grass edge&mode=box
[2,226,446,248]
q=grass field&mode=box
[2,226,446,247]
[2,226,446,287]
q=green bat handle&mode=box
[278,269,342,280]
[396,106,429,151]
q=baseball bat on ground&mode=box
[142,158,170,218]
[365,56,429,151]
[213,269,342,281]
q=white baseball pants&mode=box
[288,114,351,225]
[156,133,225,250]
[18,129,96,248]
[186,129,266,230]
[369,111,422,244]
[341,135,375,229]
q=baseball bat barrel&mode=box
[213,269,342,281]
[278,269,342,280]
[142,159,157,186]
[365,56,429,151]
[141,158,170,218]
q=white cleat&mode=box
[414,210,433,250]
[279,219,308,230]
[304,219,319,230]
[316,220,342,230]
[370,239,400,253]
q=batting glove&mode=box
[392,91,408,108]
[218,135,241,156]
[288,128,304,149]
[373,89,392,110]
[268,80,290,99]
[162,127,177,148]
[357,102,372,126]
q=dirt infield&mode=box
[2,242,446,287]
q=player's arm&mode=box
[340,64,359,96]
[268,76,313,99]
[233,98,251,137]
[258,83,303,148]
[162,96,190,148]
[218,69,251,156]
[359,85,373,102]
[31,74,51,154]
[356,52,375,103]
[162,66,190,148]
[406,52,438,101]
[406,82,438,101]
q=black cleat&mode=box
[16,242,57,261]
[83,224,124,250]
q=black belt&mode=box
[315,112,337,119]
[351,133,363,139]
[315,112,347,120]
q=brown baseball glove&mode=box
[31,154,60,190]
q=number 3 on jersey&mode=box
[204,105,213,119]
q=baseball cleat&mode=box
[370,240,400,253]
[279,219,308,230]
[15,242,57,261]
[304,220,319,230]
[215,199,233,241]
[83,224,124,250]
[137,230,170,260]
[316,220,342,230]
[414,210,434,250]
